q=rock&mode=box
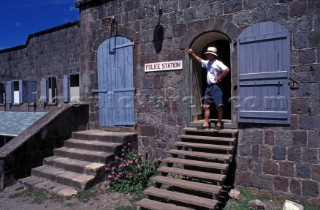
[282,200,304,210]
[229,189,241,200]
[248,199,266,210]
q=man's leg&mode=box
[216,105,223,127]
[203,104,210,127]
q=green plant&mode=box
[105,144,161,193]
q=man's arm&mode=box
[216,67,230,83]
[188,48,202,63]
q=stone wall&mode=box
[0,104,89,189]
[76,0,320,203]
[0,22,81,111]
[0,0,318,203]
[233,0,320,204]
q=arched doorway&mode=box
[189,32,232,123]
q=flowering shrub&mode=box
[105,143,161,193]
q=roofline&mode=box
[75,0,105,8]
[0,21,79,53]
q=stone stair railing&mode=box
[19,130,137,196]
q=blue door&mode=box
[97,36,135,127]
[237,22,290,124]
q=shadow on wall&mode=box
[153,4,164,53]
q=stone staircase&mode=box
[19,130,137,196]
[137,126,238,210]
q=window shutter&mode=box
[237,22,290,124]
[40,78,48,103]
[19,80,28,103]
[63,75,70,103]
[28,80,37,103]
[5,81,13,104]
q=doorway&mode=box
[190,32,232,122]
[97,36,135,127]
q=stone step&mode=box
[19,176,78,197]
[163,157,228,171]
[44,156,105,176]
[169,149,232,162]
[136,198,192,210]
[144,187,218,209]
[71,129,137,144]
[178,134,236,144]
[32,165,95,190]
[158,166,225,182]
[64,139,121,153]
[54,147,113,163]
[174,142,234,152]
[151,176,222,194]
[183,127,238,135]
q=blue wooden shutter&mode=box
[63,75,70,103]
[40,78,48,103]
[237,21,290,124]
[28,80,37,103]
[19,80,28,103]
[5,81,13,104]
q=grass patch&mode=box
[9,189,64,204]
[114,190,144,210]
[76,186,103,202]
[225,187,320,210]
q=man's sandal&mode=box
[214,125,223,130]
[198,125,210,129]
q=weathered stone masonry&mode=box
[0,22,81,111]
[0,0,319,204]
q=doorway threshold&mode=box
[189,119,234,129]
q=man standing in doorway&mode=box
[188,47,230,130]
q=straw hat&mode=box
[204,47,218,57]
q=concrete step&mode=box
[64,139,121,153]
[44,156,105,176]
[144,187,218,209]
[19,176,78,196]
[151,176,222,195]
[178,134,236,144]
[158,166,225,182]
[71,129,137,144]
[136,198,192,210]
[169,149,232,162]
[54,147,113,163]
[32,165,95,190]
[163,157,228,171]
[174,142,234,152]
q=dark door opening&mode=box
[200,40,231,120]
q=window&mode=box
[5,80,28,104]
[41,77,57,104]
[13,81,19,104]
[64,74,80,103]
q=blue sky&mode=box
[0,0,79,50]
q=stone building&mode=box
[0,0,319,205]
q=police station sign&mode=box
[144,60,183,72]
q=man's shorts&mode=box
[203,84,223,106]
